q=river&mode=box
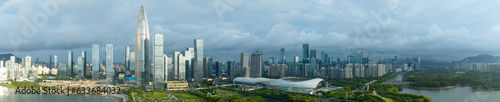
[0,86,119,102]
[393,74,500,102]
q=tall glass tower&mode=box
[240,53,249,77]
[250,51,262,77]
[194,39,204,82]
[125,47,130,71]
[280,48,285,64]
[105,44,113,80]
[152,34,164,91]
[92,44,99,80]
[81,51,86,78]
[302,43,309,63]
[135,5,151,86]
[77,57,84,78]
[68,51,73,77]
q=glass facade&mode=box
[302,43,309,63]
[203,57,213,78]
[81,51,86,78]
[105,44,113,80]
[251,51,262,77]
[135,5,151,86]
[125,47,130,71]
[92,44,99,79]
[58,63,67,79]
[68,51,73,77]
[194,39,203,82]
[77,57,84,78]
[153,34,164,91]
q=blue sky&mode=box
[1,0,500,63]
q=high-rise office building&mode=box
[183,47,194,81]
[214,61,222,78]
[105,44,114,80]
[54,55,58,68]
[177,53,185,80]
[49,55,53,68]
[163,55,171,81]
[77,57,84,78]
[58,63,67,79]
[203,57,213,78]
[194,39,204,82]
[68,51,73,77]
[125,47,130,71]
[250,51,263,77]
[135,5,151,86]
[81,51,86,78]
[302,43,309,63]
[24,56,32,69]
[240,53,249,77]
[152,34,164,91]
[227,61,236,78]
[92,44,99,80]
[294,56,299,64]
[280,48,285,64]
[130,52,136,72]
[173,51,180,79]
[310,50,317,64]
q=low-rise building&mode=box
[166,81,188,90]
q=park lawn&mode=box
[409,75,415,78]
[372,94,392,102]
[175,93,199,99]
[145,92,169,98]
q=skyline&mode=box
[2,0,500,62]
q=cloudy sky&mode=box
[1,0,500,63]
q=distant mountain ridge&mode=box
[0,53,22,63]
[459,54,500,63]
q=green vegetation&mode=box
[377,84,430,102]
[405,69,500,90]
[0,81,42,89]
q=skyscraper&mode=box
[135,5,151,86]
[203,57,213,78]
[163,55,171,81]
[152,34,164,91]
[194,39,204,82]
[173,51,180,79]
[227,61,236,78]
[250,51,263,77]
[125,47,130,71]
[280,48,285,64]
[105,44,114,80]
[214,61,222,78]
[240,53,249,77]
[302,43,309,63]
[49,55,53,68]
[294,56,299,64]
[183,47,194,81]
[310,49,317,63]
[77,57,84,78]
[68,51,73,77]
[92,44,99,80]
[58,63,68,79]
[177,53,185,80]
[81,51,86,78]
[130,52,136,72]
[54,55,58,68]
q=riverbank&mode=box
[409,86,455,90]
